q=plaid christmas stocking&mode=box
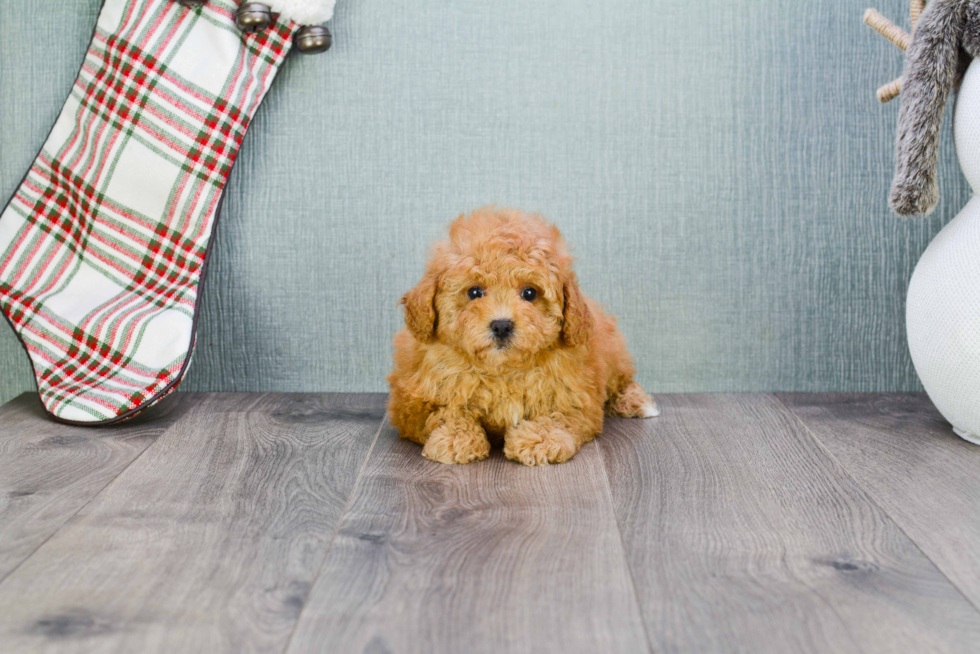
[0,0,334,424]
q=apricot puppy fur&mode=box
[387,207,658,466]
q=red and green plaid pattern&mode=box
[0,0,298,423]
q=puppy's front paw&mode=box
[504,421,581,466]
[422,420,490,465]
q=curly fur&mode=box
[890,0,980,216]
[387,207,658,466]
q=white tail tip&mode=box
[642,402,661,418]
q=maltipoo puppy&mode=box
[387,207,658,466]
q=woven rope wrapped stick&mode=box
[863,0,926,102]
[910,0,926,26]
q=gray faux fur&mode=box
[890,0,980,216]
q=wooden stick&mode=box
[910,0,926,31]
[864,8,911,50]
[877,76,902,103]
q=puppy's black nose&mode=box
[490,319,515,340]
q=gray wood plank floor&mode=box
[0,393,384,653]
[0,393,189,582]
[0,391,978,653]
[601,394,980,654]
[287,422,648,654]
[778,393,980,613]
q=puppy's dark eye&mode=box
[467,287,484,300]
[521,287,537,302]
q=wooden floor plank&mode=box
[0,392,384,653]
[600,393,980,654]
[778,393,980,612]
[286,423,649,654]
[0,392,188,582]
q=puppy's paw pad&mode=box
[422,424,490,465]
[504,427,579,466]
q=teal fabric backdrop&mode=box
[0,0,970,405]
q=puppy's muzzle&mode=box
[489,319,515,344]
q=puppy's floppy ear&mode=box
[400,272,438,342]
[561,272,593,347]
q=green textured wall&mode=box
[0,0,970,405]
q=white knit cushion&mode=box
[907,60,980,441]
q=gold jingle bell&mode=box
[235,3,273,33]
[295,25,332,54]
